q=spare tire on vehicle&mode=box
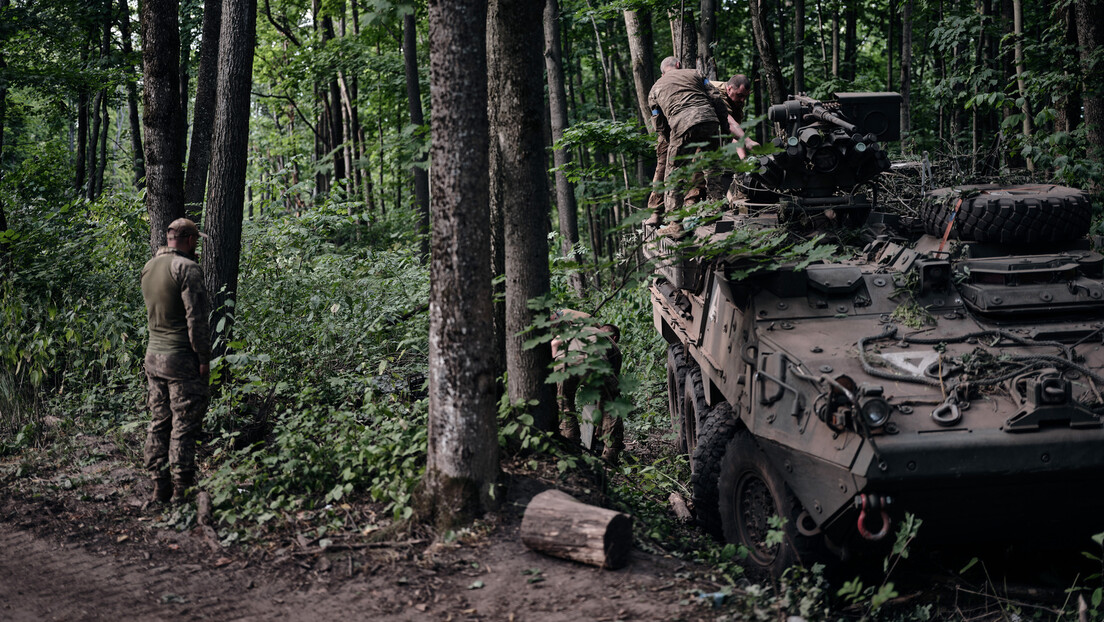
[919,184,1092,244]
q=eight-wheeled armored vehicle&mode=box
[645,92,1104,578]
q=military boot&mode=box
[151,478,172,505]
[172,474,195,504]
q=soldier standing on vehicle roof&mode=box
[645,56,728,229]
[551,309,625,464]
[140,217,211,506]
[715,74,760,159]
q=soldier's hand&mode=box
[199,363,210,378]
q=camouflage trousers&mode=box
[143,352,208,485]
[648,121,723,217]
[556,344,624,456]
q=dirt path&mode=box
[0,516,716,622]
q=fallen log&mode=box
[520,489,632,569]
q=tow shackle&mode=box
[855,493,892,541]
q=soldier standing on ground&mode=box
[551,309,625,463]
[645,56,728,228]
[141,218,211,505]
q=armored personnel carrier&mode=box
[645,92,1104,578]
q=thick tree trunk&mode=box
[545,0,584,297]
[623,10,655,130]
[402,12,430,263]
[183,0,222,220]
[421,0,499,528]
[118,0,145,188]
[521,490,633,569]
[141,0,186,252]
[749,0,786,104]
[203,0,257,354]
[1076,0,1104,169]
[489,0,556,433]
[899,0,912,140]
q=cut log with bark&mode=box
[520,489,632,569]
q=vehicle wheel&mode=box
[690,402,738,538]
[681,367,709,460]
[718,429,819,580]
[919,184,1091,244]
[667,344,690,452]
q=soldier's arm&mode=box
[175,260,213,366]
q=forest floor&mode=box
[0,431,739,622]
[2,426,1097,621]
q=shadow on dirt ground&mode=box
[0,432,738,621]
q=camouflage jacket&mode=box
[141,247,212,364]
[647,69,727,141]
[712,83,746,130]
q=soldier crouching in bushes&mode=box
[550,309,625,464]
[140,218,211,505]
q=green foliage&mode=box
[837,512,923,618]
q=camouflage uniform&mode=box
[647,69,727,217]
[141,245,211,492]
[553,312,624,461]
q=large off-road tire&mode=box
[718,429,821,581]
[681,367,710,460]
[690,402,738,538]
[919,184,1091,244]
[667,344,690,452]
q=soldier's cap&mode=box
[167,218,208,240]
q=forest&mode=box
[2,0,1104,617]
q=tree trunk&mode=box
[93,93,109,199]
[183,0,222,220]
[1012,0,1032,171]
[1056,2,1081,134]
[623,10,655,130]
[0,0,8,273]
[545,0,584,297]
[203,0,257,354]
[899,0,912,140]
[749,0,786,104]
[402,12,430,263]
[86,90,103,200]
[520,490,633,570]
[421,0,499,528]
[843,1,857,81]
[141,0,186,252]
[669,7,696,69]
[698,0,716,79]
[886,0,894,91]
[1076,0,1104,168]
[118,0,145,188]
[831,4,839,77]
[489,0,556,433]
[794,0,804,93]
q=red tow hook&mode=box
[855,493,892,541]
